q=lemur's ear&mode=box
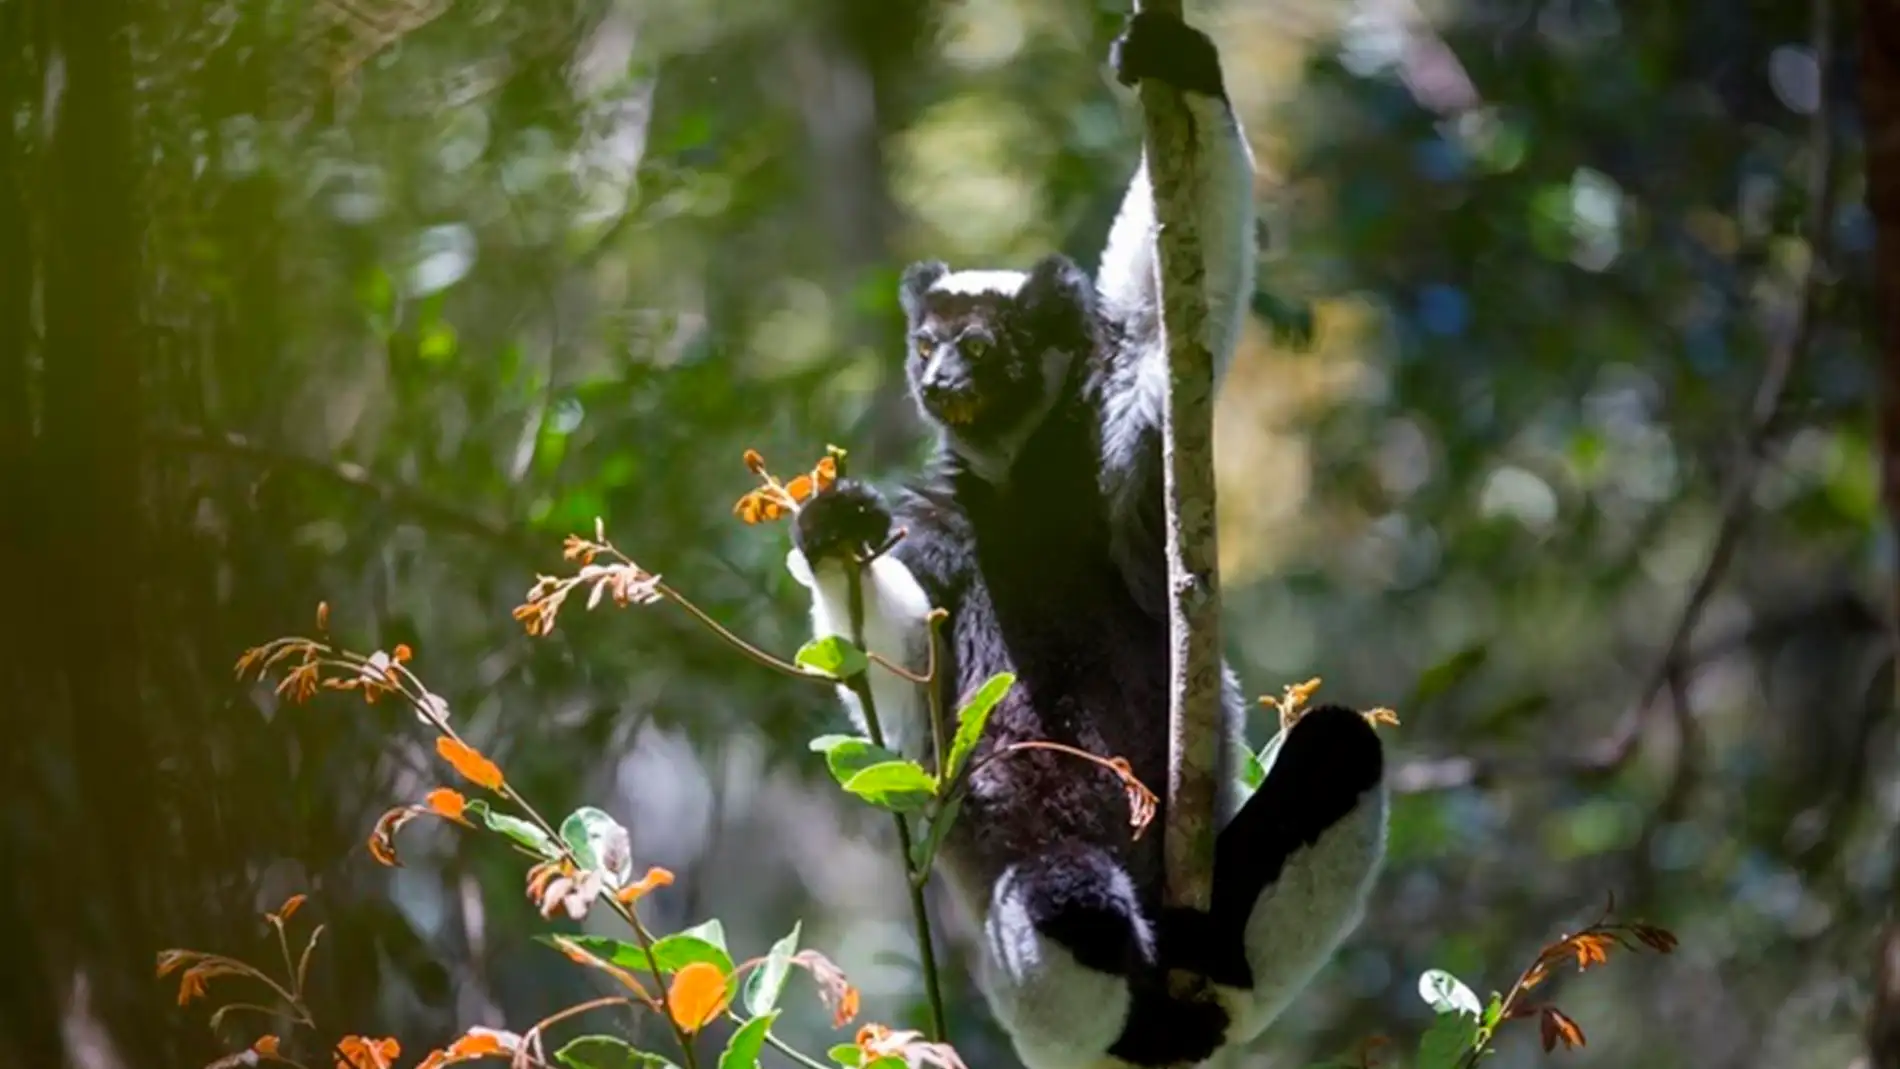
[899,261,950,322]
[1016,254,1096,345]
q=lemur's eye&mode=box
[961,336,990,358]
[910,330,936,350]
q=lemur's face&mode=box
[904,293,1050,448]
[895,258,1095,482]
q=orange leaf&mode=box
[156,949,203,977]
[317,602,330,632]
[416,1028,521,1069]
[743,449,767,475]
[1539,1007,1586,1052]
[336,1035,401,1069]
[792,949,860,1028]
[253,1036,281,1056]
[435,737,504,790]
[368,806,422,866]
[275,894,306,923]
[425,788,471,825]
[615,866,675,905]
[393,643,413,664]
[667,961,731,1032]
[784,474,814,503]
[813,455,838,490]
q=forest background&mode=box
[3,1,1895,1068]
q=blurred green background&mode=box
[1,0,1888,1067]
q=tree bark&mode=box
[1863,0,1900,1064]
[1131,0,1223,916]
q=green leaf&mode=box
[718,1012,778,1069]
[810,736,907,787]
[840,760,938,812]
[1416,1008,1482,1069]
[465,800,561,859]
[676,918,730,956]
[1253,725,1291,781]
[1237,748,1267,793]
[827,1045,862,1067]
[648,933,735,978]
[544,936,650,972]
[943,672,1013,783]
[560,806,627,877]
[1407,645,1488,710]
[555,1035,678,1069]
[909,796,963,873]
[865,1058,906,1069]
[1417,968,1483,1018]
[742,923,801,1017]
[1483,992,1504,1030]
[418,321,458,362]
[796,636,870,680]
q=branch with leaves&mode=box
[208,608,955,1069]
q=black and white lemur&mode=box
[783,12,1388,1069]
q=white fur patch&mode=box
[1095,95,1258,610]
[788,547,934,758]
[932,269,1028,297]
[980,866,1144,1069]
[1216,786,1389,1045]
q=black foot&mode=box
[791,478,894,564]
[1191,704,1383,985]
[1110,980,1231,1068]
[1014,842,1151,976]
[1111,10,1226,100]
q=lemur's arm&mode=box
[1096,12,1257,621]
[785,480,959,761]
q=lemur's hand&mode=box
[1111,10,1226,100]
[792,479,895,565]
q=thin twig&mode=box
[1580,1,1838,774]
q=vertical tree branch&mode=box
[1861,0,1900,1063]
[1131,0,1223,916]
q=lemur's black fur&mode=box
[786,13,1387,1069]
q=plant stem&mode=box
[493,778,702,1069]
[842,567,950,1044]
[656,581,830,685]
[763,1031,833,1069]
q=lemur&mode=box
[782,12,1388,1069]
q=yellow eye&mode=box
[962,337,989,357]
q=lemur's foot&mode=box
[1111,10,1225,100]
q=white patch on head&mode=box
[932,269,1028,297]
[1215,785,1389,1046]
[790,547,934,758]
[980,865,1140,1069]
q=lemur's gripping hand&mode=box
[1111,10,1226,100]
[792,479,895,566]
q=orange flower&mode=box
[424,788,471,825]
[435,737,504,790]
[336,1036,400,1069]
[615,866,675,906]
[253,1036,281,1057]
[416,1028,521,1069]
[268,894,306,925]
[667,962,730,1032]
